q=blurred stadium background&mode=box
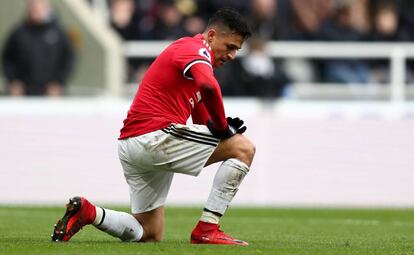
[0,0,413,207]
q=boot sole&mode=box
[51,196,82,242]
[191,236,248,246]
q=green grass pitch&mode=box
[1,206,414,255]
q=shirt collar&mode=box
[194,33,211,51]
[194,33,214,64]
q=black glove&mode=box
[207,117,247,139]
[226,116,247,134]
[207,120,236,139]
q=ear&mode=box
[206,28,217,43]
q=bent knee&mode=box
[141,232,163,242]
[246,140,256,158]
[232,135,256,166]
[240,139,255,159]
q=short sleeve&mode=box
[173,40,213,80]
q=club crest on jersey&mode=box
[198,48,211,62]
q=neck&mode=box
[201,32,208,42]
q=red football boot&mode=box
[190,221,248,246]
[51,196,96,241]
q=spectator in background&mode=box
[183,15,206,36]
[109,0,141,40]
[317,0,371,83]
[398,0,414,41]
[397,0,414,83]
[177,0,206,36]
[109,0,145,83]
[370,0,400,41]
[247,0,280,40]
[204,0,249,18]
[153,0,186,40]
[1,0,74,96]
[219,37,290,98]
[369,0,401,83]
[283,0,333,40]
[265,0,334,85]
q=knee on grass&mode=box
[140,230,163,242]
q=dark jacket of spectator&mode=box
[2,17,74,95]
[316,3,370,83]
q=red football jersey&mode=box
[119,34,218,139]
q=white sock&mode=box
[93,206,104,225]
[200,210,220,224]
[203,158,249,218]
[93,207,143,242]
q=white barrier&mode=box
[124,41,414,102]
[0,98,413,207]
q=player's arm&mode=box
[190,63,247,138]
[192,101,210,125]
[190,63,228,132]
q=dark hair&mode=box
[207,7,251,39]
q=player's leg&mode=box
[191,134,255,246]
[205,133,255,167]
[133,206,164,242]
[51,131,174,243]
[93,205,144,242]
[156,124,255,245]
[51,197,167,242]
[51,196,144,242]
[92,122,220,243]
[119,133,175,242]
[51,179,167,242]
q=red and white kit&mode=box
[118,34,225,213]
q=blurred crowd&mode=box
[107,0,413,41]
[105,0,414,98]
[2,0,414,97]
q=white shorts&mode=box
[118,123,219,213]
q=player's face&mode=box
[208,29,244,68]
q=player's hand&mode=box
[207,117,247,139]
[227,116,247,134]
[207,120,236,140]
